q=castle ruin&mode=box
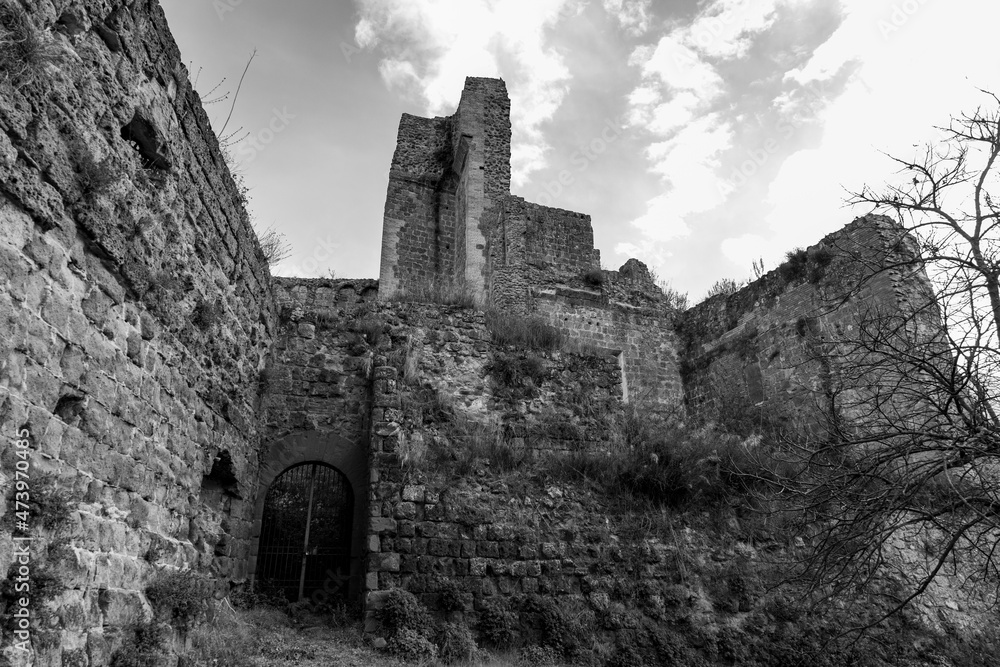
[0,2,945,664]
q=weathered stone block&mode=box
[371,552,399,572]
[393,502,417,520]
[401,485,425,502]
[97,588,150,626]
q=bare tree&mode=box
[771,91,1000,630]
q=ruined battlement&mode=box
[377,78,940,419]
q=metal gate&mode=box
[256,462,354,602]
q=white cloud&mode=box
[621,0,790,259]
[603,0,652,36]
[354,0,573,186]
[721,233,770,270]
[633,35,723,97]
[648,91,700,135]
[378,59,420,92]
[681,0,781,60]
[626,115,734,243]
[757,0,1000,256]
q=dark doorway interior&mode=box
[255,462,354,603]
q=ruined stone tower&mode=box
[379,77,512,302]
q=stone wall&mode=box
[533,293,682,410]
[0,0,275,663]
[482,195,683,411]
[378,78,511,302]
[378,115,456,299]
[251,278,380,601]
[452,78,511,301]
[485,195,601,313]
[243,290,627,627]
[678,214,932,430]
[363,304,637,631]
[263,277,378,439]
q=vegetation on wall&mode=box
[777,246,834,284]
[0,1,57,83]
[485,310,563,350]
[582,269,606,287]
[485,352,547,400]
[145,568,209,627]
[390,282,479,308]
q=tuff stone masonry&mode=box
[0,1,950,664]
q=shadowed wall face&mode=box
[0,0,276,660]
[678,215,938,431]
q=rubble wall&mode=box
[0,0,275,662]
[678,214,933,430]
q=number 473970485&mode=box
[14,428,30,525]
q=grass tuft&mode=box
[145,568,207,627]
[391,282,479,308]
[486,310,562,350]
[0,1,58,84]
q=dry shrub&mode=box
[252,222,291,266]
[0,2,58,83]
[184,601,259,667]
[486,310,563,350]
[544,406,791,507]
[392,282,478,308]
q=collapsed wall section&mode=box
[678,214,934,430]
[533,294,683,410]
[485,195,600,313]
[0,0,275,661]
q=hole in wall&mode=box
[93,22,121,52]
[53,393,85,425]
[120,113,171,171]
[55,11,85,37]
[201,450,242,500]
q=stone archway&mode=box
[249,431,367,602]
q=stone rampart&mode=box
[678,214,934,430]
[0,0,274,661]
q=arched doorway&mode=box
[256,462,354,602]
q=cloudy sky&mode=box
[160,0,1000,300]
